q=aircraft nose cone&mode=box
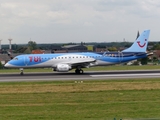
[4,63,10,67]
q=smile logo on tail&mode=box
[137,39,147,48]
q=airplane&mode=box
[4,30,150,75]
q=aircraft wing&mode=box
[61,58,97,68]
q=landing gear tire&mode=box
[20,71,24,75]
[80,70,83,74]
[75,69,84,74]
[75,69,79,74]
[20,68,24,75]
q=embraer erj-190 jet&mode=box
[5,30,150,75]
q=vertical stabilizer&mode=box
[122,30,150,52]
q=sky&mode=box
[0,0,160,44]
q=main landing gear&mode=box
[75,68,84,74]
[20,68,24,75]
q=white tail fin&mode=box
[122,30,150,52]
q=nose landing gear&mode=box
[20,68,24,75]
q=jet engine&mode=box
[55,64,71,72]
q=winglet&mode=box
[122,30,150,52]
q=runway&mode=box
[0,70,160,82]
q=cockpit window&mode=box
[13,57,18,60]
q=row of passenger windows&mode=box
[48,56,101,59]
[40,56,102,60]
[41,55,121,60]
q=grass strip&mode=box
[0,79,160,119]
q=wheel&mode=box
[75,69,83,74]
[80,70,84,74]
[20,71,24,75]
[75,69,80,74]
[19,68,24,75]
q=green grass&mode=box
[1,65,160,73]
[0,79,160,120]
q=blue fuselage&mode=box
[5,52,147,69]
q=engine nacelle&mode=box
[56,64,71,72]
